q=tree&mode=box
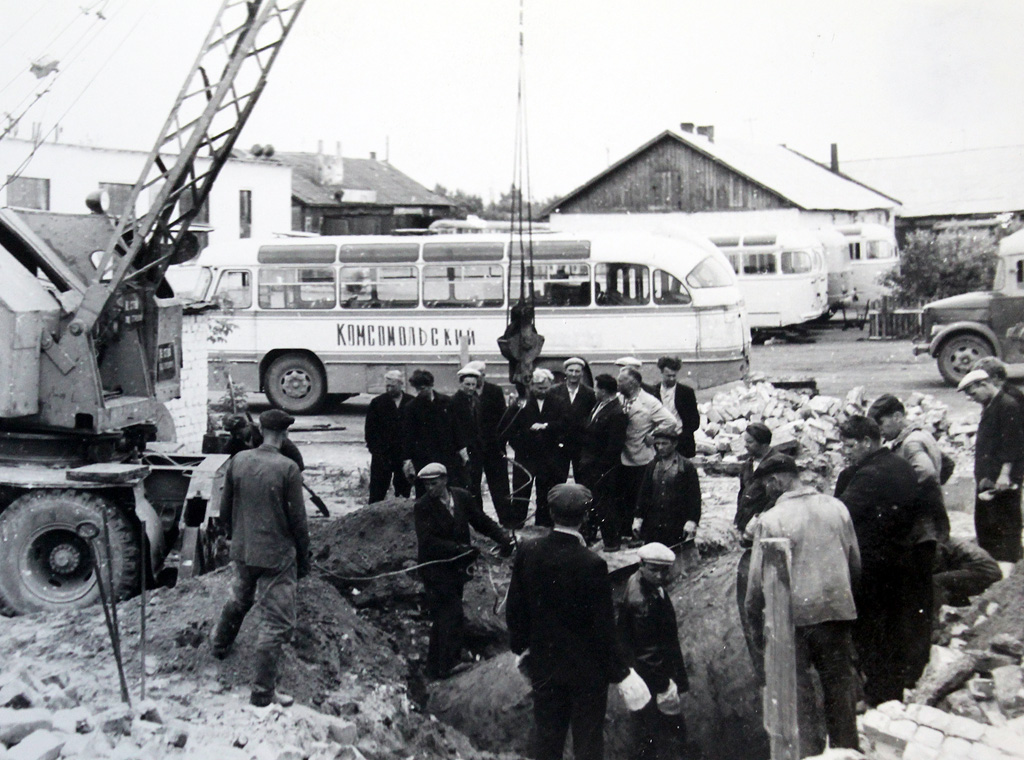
[433,184,484,217]
[885,229,1000,305]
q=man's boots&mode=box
[250,649,294,707]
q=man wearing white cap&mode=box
[959,368,1024,562]
[617,542,689,760]
[551,357,596,483]
[365,370,413,503]
[452,366,486,509]
[466,361,513,525]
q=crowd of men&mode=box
[209,354,1014,760]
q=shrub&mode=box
[884,229,998,305]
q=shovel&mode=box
[674,538,700,575]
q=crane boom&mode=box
[71,0,306,335]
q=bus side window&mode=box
[510,263,591,306]
[780,251,811,274]
[595,263,650,306]
[259,267,336,309]
[743,253,776,275]
[340,266,418,308]
[213,270,252,309]
[1016,260,1024,288]
[423,264,503,307]
[653,269,692,305]
[849,242,862,261]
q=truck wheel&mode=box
[937,334,993,387]
[0,490,139,615]
[265,354,327,414]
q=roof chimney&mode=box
[370,151,376,160]
[696,125,714,143]
[830,143,840,173]
[317,139,324,156]
[679,122,695,134]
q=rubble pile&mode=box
[694,381,975,478]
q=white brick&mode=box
[915,705,953,733]
[902,741,940,760]
[891,719,919,741]
[938,736,973,760]
[946,715,987,742]
[0,709,52,746]
[914,725,946,750]
[982,726,1024,757]
[6,729,64,760]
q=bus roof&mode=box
[1000,228,1024,257]
[706,228,823,249]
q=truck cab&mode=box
[915,228,1024,385]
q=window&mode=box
[7,176,49,209]
[780,251,812,274]
[653,269,692,305]
[595,263,649,306]
[849,242,862,261]
[259,267,336,309]
[340,265,418,308]
[100,182,134,216]
[212,270,252,309]
[239,190,252,238]
[686,256,735,288]
[1016,260,1024,289]
[166,266,212,302]
[423,264,503,307]
[742,252,776,275]
[866,241,894,260]
[725,253,741,273]
[510,263,591,306]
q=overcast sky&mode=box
[1,0,1022,202]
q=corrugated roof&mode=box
[843,145,1024,218]
[549,130,898,215]
[275,152,455,208]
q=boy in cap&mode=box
[211,409,310,707]
[364,370,413,503]
[507,483,647,760]
[633,426,700,548]
[617,542,689,760]
[959,368,1024,562]
[550,357,597,484]
[746,455,860,755]
[413,463,514,679]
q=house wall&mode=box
[549,208,892,236]
[0,139,292,247]
[163,309,211,451]
[556,140,792,215]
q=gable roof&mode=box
[548,129,898,215]
[843,145,1024,219]
[275,152,455,208]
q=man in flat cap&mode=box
[365,370,413,503]
[550,357,596,485]
[223,412,305,470]
[618,542,690,760]
[211,409,310,707]
[414,463,514,679]
[507,483,645,760]
[465,360,513,525]
[959,368,1024,562]
[501,368,570,527]
[746,455,861,756]
[633,426,701,548]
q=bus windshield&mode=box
[166,265,212,302]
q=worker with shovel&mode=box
[632,426,700,552]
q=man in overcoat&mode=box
[465,360,513,526]
[633,427,700,548]
[578,373,628,545]
[451,366,486,509]
[402,369,466,495]
[364,370,413,503]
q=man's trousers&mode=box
[369,454,411,503]
[532,679,609,760]
[795,621,860,757]
[975,488,1023,562]
[423,583,465,679]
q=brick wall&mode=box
[164,309,211,451]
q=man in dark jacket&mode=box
[501,368,569,527]
[211,409,310,707]
[617,542,689,760]
[413,463,513,679]
[364,370,413,503]
[465,360,513,525]
[451,366,486,509]
[633,427,701,547]
[402,369,467,495]
[507,483,641,760]
[654,356,701,458]
[550,357,597,482]
[578,373,628,546]
[835,415,920,706]
[224,413,305,470]
[933,537,1002,610]
[958,369,1024,562]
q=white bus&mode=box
[835,223,898,304]
[707,229,829,331]
[168,231,750,413]
[814,227,854,314]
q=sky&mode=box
[1,0,1022,203]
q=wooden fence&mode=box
[868,297,922,339]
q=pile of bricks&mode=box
[694,381,973,478]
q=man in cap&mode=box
[614,367,678,550]
[211,409,310,707]
[932,536,1002,611]
[402,369,466,496]
[578,373,628,545]
[654,356,701,459]
[223,412,305,470]
[835,415,919,706]
[507,483,646,760]
[501,367,570,527]
[550,357,597,483]
[465,360,513,525]
[364,370,413,503]
[633,426,701,548]
[867,393,950,686]
[413,463,514,679]
[746,455,861,756]
[617,542,690,760]
[959,368,1024,562]
[615,356,644,370]
[451,366,486,509]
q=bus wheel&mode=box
[937,334,992,387]
[265,354,327,414]
[0,490,139,615]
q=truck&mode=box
[0,0,306,615]
[913,228,1024,386]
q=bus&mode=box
[814,227,853,314]
[167,231,750,413]
[707,229,829,332]
[835,223,898,304]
